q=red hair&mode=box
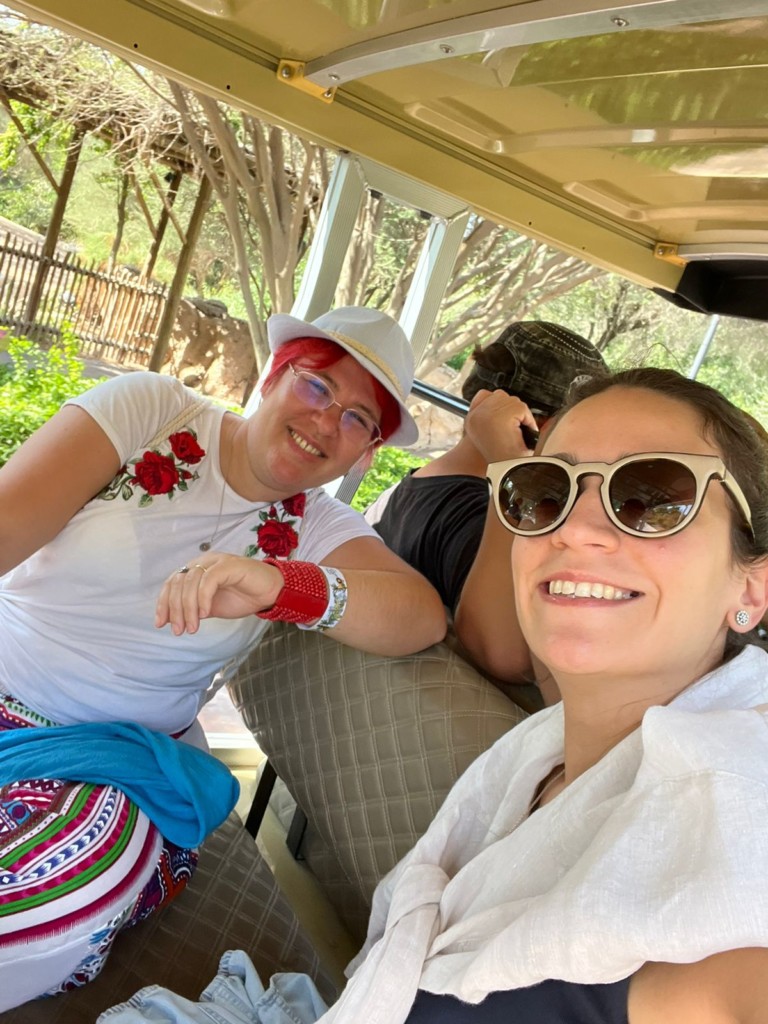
[262,336,401,442]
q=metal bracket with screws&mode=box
[654,242,686,267]
[277,60,337,103]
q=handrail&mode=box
[410,377,467,417]
[410,377,540,448]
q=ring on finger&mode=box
[177,565,190,574]
[191,564,208,574]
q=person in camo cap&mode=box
[366,321,606,698]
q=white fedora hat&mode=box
[267,306,418,446]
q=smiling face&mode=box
[511,386,759,697]
[246,353,382,496]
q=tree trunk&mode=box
[143,168,183,279]
[23,127,84,329]
[107,172,130,273]
[148,174,212,372]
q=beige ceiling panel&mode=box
[10,0,768,307]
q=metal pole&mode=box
[688,314,720,379]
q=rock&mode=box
[189,296,229,318]
[166,297,257,406]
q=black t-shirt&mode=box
[365,471,490,613]
[403,977,631,1024]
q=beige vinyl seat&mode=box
[226,623,531,941]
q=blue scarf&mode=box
[0,720,240,847]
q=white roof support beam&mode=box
[400,208,471,369]
[291,156,367,323]
[291,152,470,368]
[304,0,768,89]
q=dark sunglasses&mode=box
[487,452,753,539]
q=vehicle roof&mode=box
[12,0,768,318]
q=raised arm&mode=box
[0,405,121,576]
[453,389,535,682]
[454,504,531,680]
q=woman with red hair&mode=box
[0,305,445,1010]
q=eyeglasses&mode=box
[487,452,753,539]
[289,364,382,445]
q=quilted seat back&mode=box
[227,624,528,940]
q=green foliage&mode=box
[0,101,69,173]
[0,115,22,172]
[600,310,768,429]
[534,278,768,432]
[0,109,58,234]
[0,102,78,236]
[445,344,473,372]
[0,326,105,466]
[0,169,53,234]
[65,139,173,272]
[351,445,428,512]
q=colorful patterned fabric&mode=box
[0,694,197,1004]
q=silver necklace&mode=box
[527,764,566,815]
[199,470,228,551]
[200,426,231,552]
[198,429,272,552]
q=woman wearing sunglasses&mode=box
[304,366,768,1024]
[0,305,445,1010]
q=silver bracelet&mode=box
[297,565,348,632]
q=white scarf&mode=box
[320,646,768,1024]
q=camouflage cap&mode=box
[472,321,607,415]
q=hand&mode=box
[155,554,284,635]
[464,389,539,463]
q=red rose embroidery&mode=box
[169,431,206,464]
[256,519,299,558]
[133,451,180,495]
[282,493,306,517]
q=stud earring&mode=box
[735,609,750,628]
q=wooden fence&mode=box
[0,232,169,365]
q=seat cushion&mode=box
[228,626,528,939]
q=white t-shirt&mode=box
[0,373,377,733]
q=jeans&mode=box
[98,950,329,1024]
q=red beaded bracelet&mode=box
[255,558,329,624]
